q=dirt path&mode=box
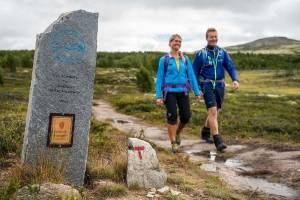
[93,100,300,200]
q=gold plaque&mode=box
[48,113,75,147]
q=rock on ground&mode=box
[127,138,167,189]
[15,182,82,200]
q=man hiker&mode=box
[155,34,201,153]
[193,28,239,151]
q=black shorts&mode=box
[164,92,191,125]
[202,85,225,109]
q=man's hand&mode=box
[178,51,185,62]
[155,99,164,106]
[232,81,239,90]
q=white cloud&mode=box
[0,0,299,51]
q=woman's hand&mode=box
[155,99,164,106]
[232,81,239,90]
[196,94,203,102]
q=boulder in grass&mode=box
[127,138,167,189]
[15,182,82,200]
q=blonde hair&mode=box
[169,34,182,44]
[206,28,217,39]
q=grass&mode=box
[164,194,185,200]
[0,70,29,157]
[0,118,128,199]
[93,68,138,99]
[237,70,300,95]
[0,69,31,199]
[95,183,128,198]
[167,175,196,193]
[0,69,129,198]
[228,44,300,55]
[0,67,299,199]
[0,160,65,200]
[95,68,300,145]
[87,120,128,183]
[204,175,244,200]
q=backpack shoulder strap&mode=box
[162,54,169,88]
[182,54,191,88]
[200,48,207,64]
[197,48,207,80]
[182,53,188,73]
[164,54,169,73]
[217,46,225,54]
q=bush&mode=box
[20,55,33,68]
[136,67,153,92]
[5,54,18,73]
[0,67,3,85]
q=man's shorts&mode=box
[202,85,225,109]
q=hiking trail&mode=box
[93,99,300,200]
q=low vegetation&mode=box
[95,68,300,145]
[0,51,299,199]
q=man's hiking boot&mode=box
[201,127,214,144]
[213,134,227,152]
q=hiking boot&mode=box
[213,134,227,152]
[171,142,179,153]
[201,127,213,144]
[175,131,181,145]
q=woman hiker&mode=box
[155,34,202,153]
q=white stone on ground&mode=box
[127,138,167,189]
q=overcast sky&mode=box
[0,0,299,52]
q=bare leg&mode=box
[175,121,186,145]
[204,116,210,128]
[208,107,227,151]
[204,108,221,128]
[208,107,218,135]
[176,121,185,135]
[167,124,177,142]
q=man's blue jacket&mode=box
[193,46,238,88]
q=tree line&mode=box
[0,50,299,90]
[1,50,299,71]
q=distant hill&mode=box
[226,37,300,54]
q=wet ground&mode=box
[93,100,300,200]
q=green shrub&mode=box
[136,67,153,92]
[0,111,25,156]
[0,67,3,85]
[0,176,21,200]
[20,55,33,68]
[5,54,18,73]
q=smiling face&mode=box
[206,30,218,47]
[169,36,182,51]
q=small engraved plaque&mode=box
[47,113,75,147]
